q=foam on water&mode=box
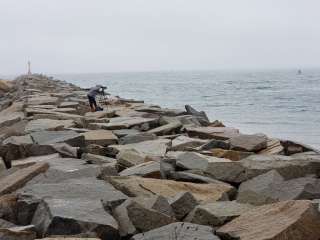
[55,70,320,149]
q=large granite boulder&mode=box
[24,119,75,133]
[30,130,85,147]
[0,163,49,196]
[0,112,24,128]
[131,222,221,240]
[171,135,208,151]
[119,161,160,178]
[185,105,210,126]
[148,122,182,136]
[119,132,157,145]
[186,126,240,140]
[229,134,267,152]
[185,201,254,227]
[110,139,171,158]
[168,191,198,220]
[106,176,235,202]
[216,200,320,240]
[237,170,320,205]
[81,130,118,146]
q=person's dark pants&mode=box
[87,95,97,111]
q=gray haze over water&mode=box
[55,70,320,149]
[1,0,320,74]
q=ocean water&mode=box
[54,70,320,149]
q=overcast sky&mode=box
[0,0,319,74]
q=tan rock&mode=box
[0,162,49,196]
[186,126,240,140]
[210,148,253,161]
[0,227,36,240]
[107,176,235,202]
[259,138,284,155]
[217,200,320,240]
[81,130,118,146]
[24,119,75,132]
[0,80,12,92]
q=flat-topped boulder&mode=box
[185,201,254,227]
[107,176,235,202]
[85,110,116,119]
[186,126,240,140]
[0,162,49,196]
[119,161,160,178]
[230,134,267,152]
[24,119,75,133]
[32,197,119,239]
[27,96,58,105]
[237,171,320,205]
[131,222,220,240]
[0,111,24,128]
[58,101,79,108]
[171,135,208,151]
[89,116,159,130]
[81,130,118,146]
[117,149,149,168]
[30,130,85,147]
[82,153,115,165]
[110,139,171,158]
[119,132,157,144]
[148,122,182,136]
[216,200,320,240]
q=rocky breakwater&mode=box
[0,74,320,240]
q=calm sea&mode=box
[54,70,320,149]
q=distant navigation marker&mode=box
[27,61,31,75]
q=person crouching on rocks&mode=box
[87,85,106,112]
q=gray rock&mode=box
[168,192,198,220]
[119,161,160,178]
[171,135,208,151]
[119,132,158,145]
[82,153,115,165]
[117,149,149,168]
[0,112,24,129]
[30,130,85,147]
[230,134,267,152]
[112,129,141,138]
[237,170,320,205]
[131,222,221,240]
[98,162,119,179]
[32,197,119,239]
[148,122,182,136]
[186,126,240,140]
[185,201,254,227]
[185,105,210,126]
[197,139,230,151]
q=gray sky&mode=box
[1,0,320,74]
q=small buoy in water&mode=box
[297,69,302,75]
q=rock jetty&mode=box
[0,74,320,240]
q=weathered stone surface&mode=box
[24,119,75,132]
[58,101,79,108]
[90,117,158,130]
[81,130,118,146]
[0,163,49,196]
[210,148,253,161]
[85,144,109,156]
[171,135,208,151]
[117,149,149,168]
[185,201,254,227]
[111,139,171,158]
[85,110,115,119]
[0,194,18,223]
[107,176,235,202]
[148,122,182,136]
[30,130,85,147]
[176,152,216,171]
[0,112,24,128]
[119,161,160,178]
[98,162,119,179]
[185,105,210,126]
[168,191,198,220]
[237,170,320,205]
[119,132,157,145]
[53,107,78,114]
[131,222,220,240]
[32,197,119,239]
[82,153,115,165]
[0,226,36,240]
[171,171,229,184]
[112,129,141,138]
[258,138,284,155]
[216,200,320,240]
[135,106,185,116]
[0,79,12,92]
[27,96,58,105]
[230,134,267,152]
[186,126,240,140]
[197,139,230,151]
